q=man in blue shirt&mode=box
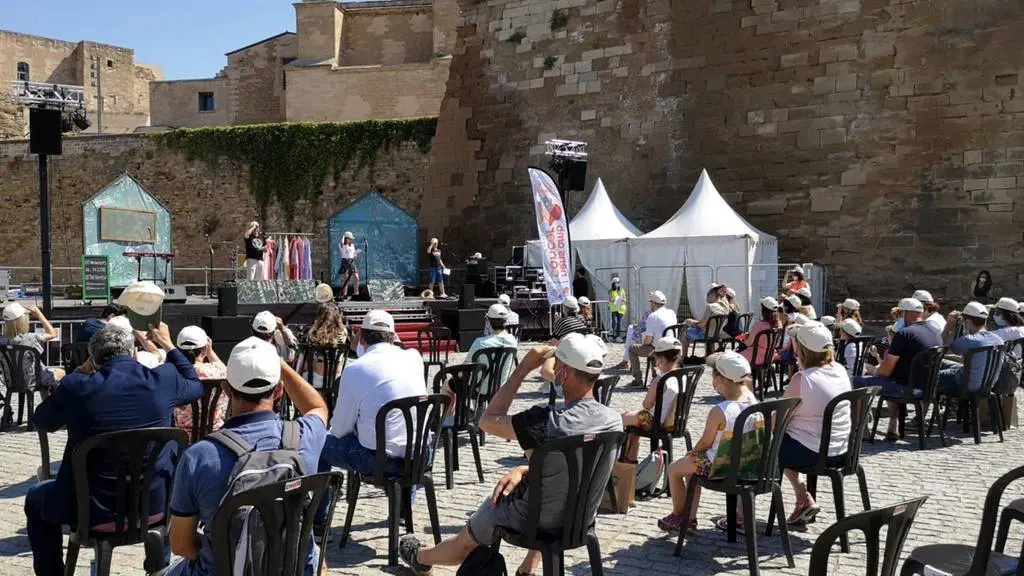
[166,337,328,576]
[937,301,1004,395]
[75,302,128,343]
[26,323,204,576]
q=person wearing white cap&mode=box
[466,304,518,392]
[338,230,362,300]
[243,221,266,280]
[658,351,759,533]
[551,295,589,340]
[28,322,206,576]
[913,290,946,332]
[721,286,744,338]
[578,296,594,328]
[990,297,1024,343]
[75,302,129,343]
[426,237,448,299]
[401,333,621,576]
[740,297,784,365]
[621,336,683,462]
[795,285,817,320]
[302,303,350,389]
[251,310,299,363]
[314,309,426,527]
[497,293,520,327]
[784,266,808,295]
[3,302,64,392]
[935,301,1004,399]
[778,323,852,525]
[171,326,228,440]
[165,337,328,576]
[838,318,863,377]
[608,276,627,341]
[782,293,802,318]
[835,298,862,326]
[627,289,680,387]
[853,297,942,441]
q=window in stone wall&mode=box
[107,59,114,69]
[282,57,295,90]
[198,92,215,112]
[16,62,29,82]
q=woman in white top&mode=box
[838,318,862,377]
[621,336,682,461]
[338,231,360,300]
[991,297,1024,344]
[780,322,852,525]
[913,289,946,332]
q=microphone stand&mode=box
[363,239,370,295]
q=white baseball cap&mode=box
[841,298,861,311]
[227,337,281,394]
[176,325,209,350]
[653,335,682,353]
[2,302,27,322]
[649,290,667,304]
[962,301,989,319]
[820,315,836,327]
[487,303,509,319]
[760,296,780,311]
[725,287,736,298]
[343,231,354,240]
[118,281,165,316]
[314,283,334,304]
[498,294,511,306]
[362,309,395,332]
[709,282,723,291]
[554,332,606,374]
[841,318,862,337]
[792,313,810,326]
[248,221,259,228]
[995,297,1019,313]
[912,290,934,303]
[252,310,277,334]
[611,276,620,284]
[785,294,802,309]
[791,266,804,274]
[471,252,483,259]
[795,322,834,352]
[578,296,591,307]
[562,295,580,312]
[708,351,751,382]
[897,298,924,313]
[106,315,132,332]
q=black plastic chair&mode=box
[869,346,946,449]
[749,328,785,401]
[64,427,189,576]
[418,325,453,384]
[624,367,703,464]
[433,362,488,489]
[508,323,523,341]
[338,394,450,566]
[836,335,875,378]
[493,431,625,576]
[0,344,45,430]
[768,386,881,553]
[808,497,928,576]
[294,342,347,419]
[932,344,1006,445]
[644,324,684,385]
[212,471,344,576]
[593,375,620,406]
[675,397,802,576]
[688,315,729,359]
[900,464,1024,575]
[189,379,227,442]
[60,342,91,374]
[472,346,518,443]
[722,313,754,350]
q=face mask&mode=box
[895,315,905,331]
[356,342,366,357]
[995,315,1008,328]
[786,312,796,320]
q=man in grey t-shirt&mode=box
[400,334,622,576]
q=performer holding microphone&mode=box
[243,221,265,280]
[338,230,361,300]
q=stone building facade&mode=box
[150,0,457,128]
[0,30,162,138]
[424,0,1024,306]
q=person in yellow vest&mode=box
[609,276,627,342]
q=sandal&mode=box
[715,515,746,532]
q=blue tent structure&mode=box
[326,190,419,287]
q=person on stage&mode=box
[426,237,448,299]
[338,231,361,300]
[243,221,266,280]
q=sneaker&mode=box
[399,535,433,575]
[787,500,821,526]
[658,513,684,533]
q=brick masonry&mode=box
[425,0,1024,306]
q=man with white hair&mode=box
[314,309,426,532]
[498,293,519,328]
[399,333,622,576]
[244,221,265,280]
[25,323,204,576]
[628,290,678,387]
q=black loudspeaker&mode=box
[511,246,525,266]
[201,315,253,342]
[458,284,475,309]
[29,108,62,155]
[458,330,485,351]
[564,160,587,191]
[217,284,238,317]
[350,285,372,302]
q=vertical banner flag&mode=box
[528,168,572,305]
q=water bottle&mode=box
[89,560,96,576]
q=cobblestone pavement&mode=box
[1,342,1023,575]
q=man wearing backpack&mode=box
[164,336,328,576]
[399,333,622,576]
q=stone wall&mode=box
[226,35,297,125]
[339,5,436,66]
[0,133,432,286]
[427,0,1024,306]
[150,78,234,128]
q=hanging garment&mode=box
[303,237,313,280]
[262,237,276,280]
[290,236,302,279]
[282,235,291,279]
[276,235,286,279]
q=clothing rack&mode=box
[267,232,316,237]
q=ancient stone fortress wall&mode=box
[426,0,1024,306]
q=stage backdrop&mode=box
[327,190,418,287]
[82,174,173,288]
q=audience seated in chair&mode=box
[838,319,863,377]
[465,304,518,393]
[853,298,942,442]
[914,290,946,333]
[314,310,426,533]
[74,302,128,343]
[171,326,228,439]
[740,297,783,365]
[251,309,299,364]
[627,290,678,387]
[936,302,1004,396]
[779,322,852,525]
[834,298,862,327]
[3,302,64,398]
[163,336,328,576]
[659,351,759,533]
[25,323,204,576]
[990,297,1024,343]
[678,284,729,358]
[498,294,520,329]
[621,336,682,462]
[398,333,622,576]
[795,286,817,320]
